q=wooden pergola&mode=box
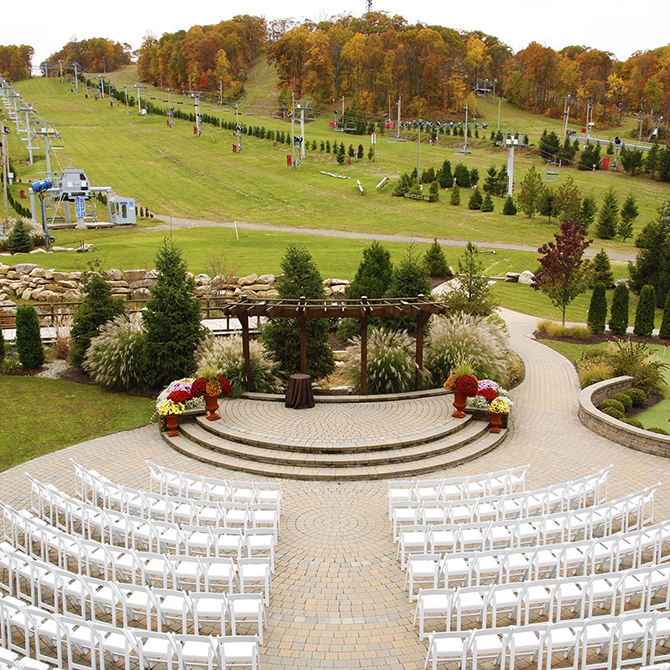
[222,294,448,394]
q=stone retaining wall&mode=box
[578,375,670,458]
[0,263,350,309]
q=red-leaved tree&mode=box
[532,219,593,325]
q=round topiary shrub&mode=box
[624,387,646,407]
[647,427,669,436]
[610,392,633,412]
[598,399,625,414]
[600,406,625,420]
[621,418,644,429]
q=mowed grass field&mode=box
[3,62,669,253]
[1,61,669,324]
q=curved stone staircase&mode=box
[161,394,508,480]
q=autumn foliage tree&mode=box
[532,220,593,325]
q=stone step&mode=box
[161,424,508,480]
[194,411,471,453]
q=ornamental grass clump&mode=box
[424,313,513,388]
[83,314,146,390]
[196,335,283,397]
[341,328,417,394]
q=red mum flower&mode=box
[454,374,479,397]
[219,375,232,397]
[477,388,498,403]
[190,378,207,398]
[168,389,191,404]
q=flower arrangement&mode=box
[489,397,510,414]
[466,380,514,413]
[156,378,204,413]
[158,399,185,416]
[193,366,232,398]
[454,374,479,397]
[189,377,207,398]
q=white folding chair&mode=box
[238,558,271,605]
[245,528,276,572]
[228,593,266,643]
[220,635,259,670]
[405,554,440,602]
[414,588,453,640]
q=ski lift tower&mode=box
[502,131,528,196]
[193,94,203,136]
[18,103,40,165]
[34,122,64,181]
[295,99,311,159]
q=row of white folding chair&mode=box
[0,647,50,670]
[394,484,660,550]
[405,522,670,600]
[425,609,670,670]
[418,471,613,527]
[0,595,260,670]
[0,545,267,642]
[70,461,280,534]
[146,460,284,512]
[386,465,530,518]
[392,466,613,535]
[2,504,269,595]
[454,563,670,633]
[26,479,264,556]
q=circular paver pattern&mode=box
[1,308,669,669]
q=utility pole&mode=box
[235,104,241,152]
[396,95,401,142]
[219,80,223,106]
[417,119,421,182]
[563,96,571,140]
[124,85,129,114]
[99,74,104,99]
[463,104,469,153]
[73,62,79,91]
[58,60,63,78]
[134,84,145,113]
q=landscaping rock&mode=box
[13,263,39,274]
[122,269,146,283]
[238,273,258,286]
[518,270,535,285]
[106,269,123,281]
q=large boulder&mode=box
[518,270,535,286]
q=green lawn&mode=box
[3,73,670,259]
[0,376,155,472]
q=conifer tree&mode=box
[423,239,451,276]
[618,193,639,242]
[502,195,517,215]
[517,166,543,217]
[263,244,335,378]
[70,265,125,370]
[483,166,497,193]
[8,218,33,254]
[579,195,598,229]
[142,239,206,387]
[591,249,615,288]
[634,284,656,336]
[468,188,483,210]
[659,288,670,339]
[481,192,495,212]
[450,184,461,205]
[587,283,607,334]
[15,304,44,369]
[596,186,619,239]
[438,159,453,188]
[609,282,630,335]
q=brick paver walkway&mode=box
[1,309,668,669]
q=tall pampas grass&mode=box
[424,313,513,387]
[341,328,417,394]
[196,335,283,396]
[83,313,146,389]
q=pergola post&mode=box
[299,295,307,374]
[240,314,251,391]
[360,296,369,395]
[415,295,430,391]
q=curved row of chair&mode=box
[2,503,271,596]
[0,541,266,642]
[145,462,283,512]
[0,594,259,670]
[425,610,670,670]
[395,485,660,563]
[404,521,670,601]
[70,461,281,535]
[414,560,670,640]
[0,646,50,670]
[386,465,531,518]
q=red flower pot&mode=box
[165,414,179,437]
[452,390,467,418]
[488,410,503,434]
[204,394,220,421]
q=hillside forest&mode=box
[5,12,670,140]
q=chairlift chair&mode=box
[543,161,560,182]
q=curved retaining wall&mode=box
[578,375,670,458]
